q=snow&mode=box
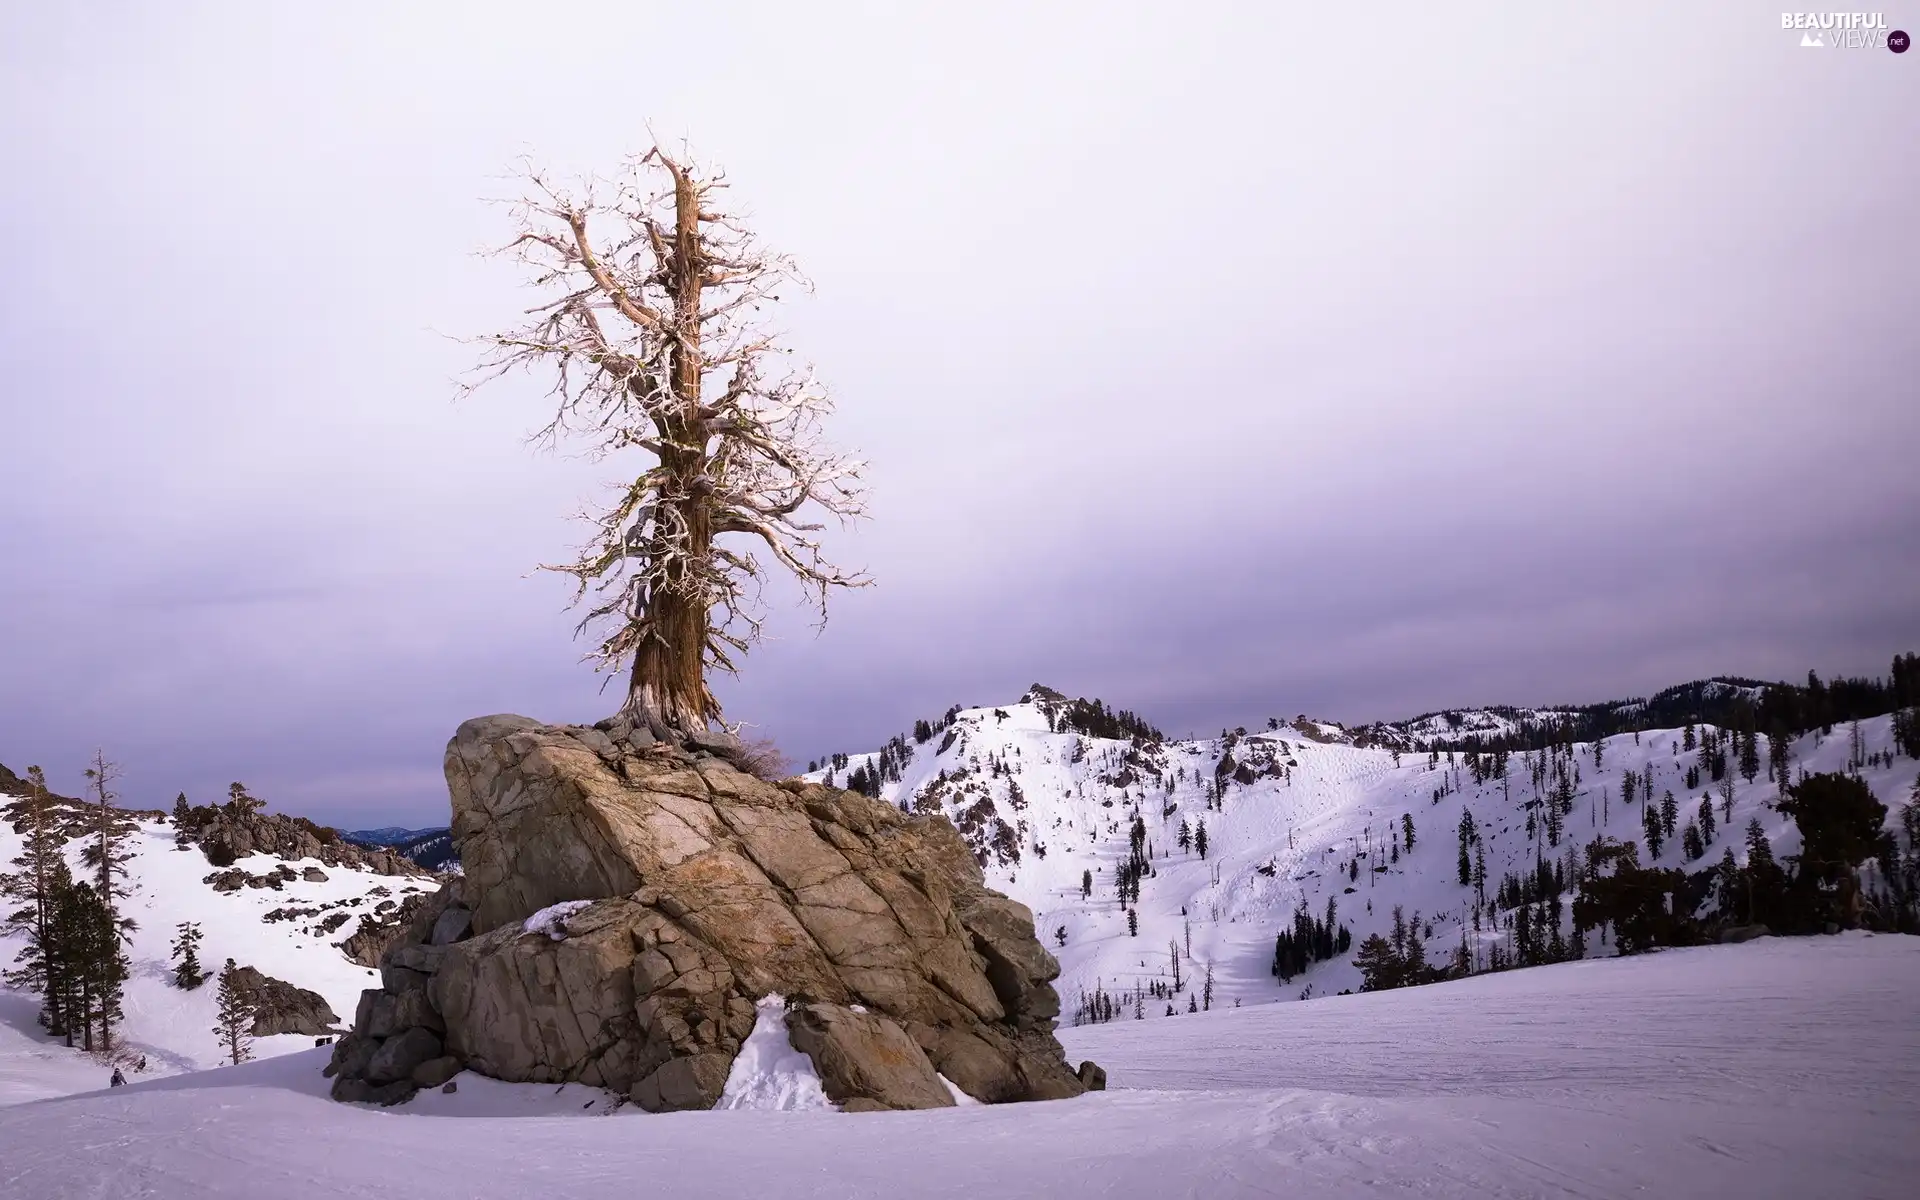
[808,703,1920,1018]
[521,899,596,940]
[5,703,1918,1194]
[938,1073,979,1106]
[0,818,440,1096]
[1,934,1915,1197]
[714,995,831,1112]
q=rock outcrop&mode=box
[229,966,341,1037]
[177,803,429,879]
[335,891,436,968]
[328,713,1091,1112]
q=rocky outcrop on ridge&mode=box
[177,803,429,879]
[327,713,1097,1111]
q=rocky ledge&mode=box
[177,804,429,879]
[326,714,1103,1111]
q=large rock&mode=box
[228,966,340,1037]
[366,1026,443,1085]
[336,891,437,968]
[784,1002,955,1111]
[329,715,1083,1111]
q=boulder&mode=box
[324,1033,377,1080]
[1076,1060,1107,1091]
[366,1026,443,1085]
[1718,924,1773,945]
[411,1055,463,1088]
[228,966,339,1038]
[430,905,473,946]
[330,1076,417,1106]
[336,891,437,968]
[387,942,448,974]
[329,715,1083,1111]
[784,1002,954,1111]
[302,867,329,882]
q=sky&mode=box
[1,3,1915,828]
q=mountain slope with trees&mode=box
[808,658,1920,1021]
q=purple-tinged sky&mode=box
[2,4,1915,827]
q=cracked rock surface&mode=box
[327,714,1088,1112]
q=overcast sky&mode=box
[2,3,1915,828]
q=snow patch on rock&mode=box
[521,900,595,940]
[714,996,831,1112]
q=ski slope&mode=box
[1,933,1913,1199]
[809,695,1920,1016]
[0,818,439,1101]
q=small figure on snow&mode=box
[109,1068,126,1087]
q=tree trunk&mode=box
[624,160,716,736]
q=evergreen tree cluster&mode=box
[0,760,139,1053]
[1042,696,1163,743]
[1270,896,1352,982]
[842,734,915,798]
[1351,904,1448,992]
[1407,655,1919,760]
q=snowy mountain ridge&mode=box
[805,685,1918,1021]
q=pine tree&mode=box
[1401,813,1415,852]
[1169,939,1183,992]
[1738,729,1760,783]
[1698,795,1716,844]
[1767,729,1791,785]
[1127,908,1138,937]
[214,958,256,1065]
[78,752,138,904]
[1643,802,1665,859]
[76,752,137,1051]
[1,766,77,1036]
[171,921,207,989]
[1682,822,1704,861]
[1745,818,1775,872]
[1202,962,1214,1011]
[1194,820,1209,860]
[1660,790,1678,839]
[1352,933,1400,992]
[1080,869,1092,899]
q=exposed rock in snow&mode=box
[329,714,1085,1112]
[228,966,341,1038]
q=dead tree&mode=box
[467,144,869,735]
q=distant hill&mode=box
[341,826,456,872]
[338,826,445,846]
[805,665,1919,1018]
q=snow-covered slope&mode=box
[807,690,1920,1018]
[2,934,1914,1199]
[0,818,440,1100]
